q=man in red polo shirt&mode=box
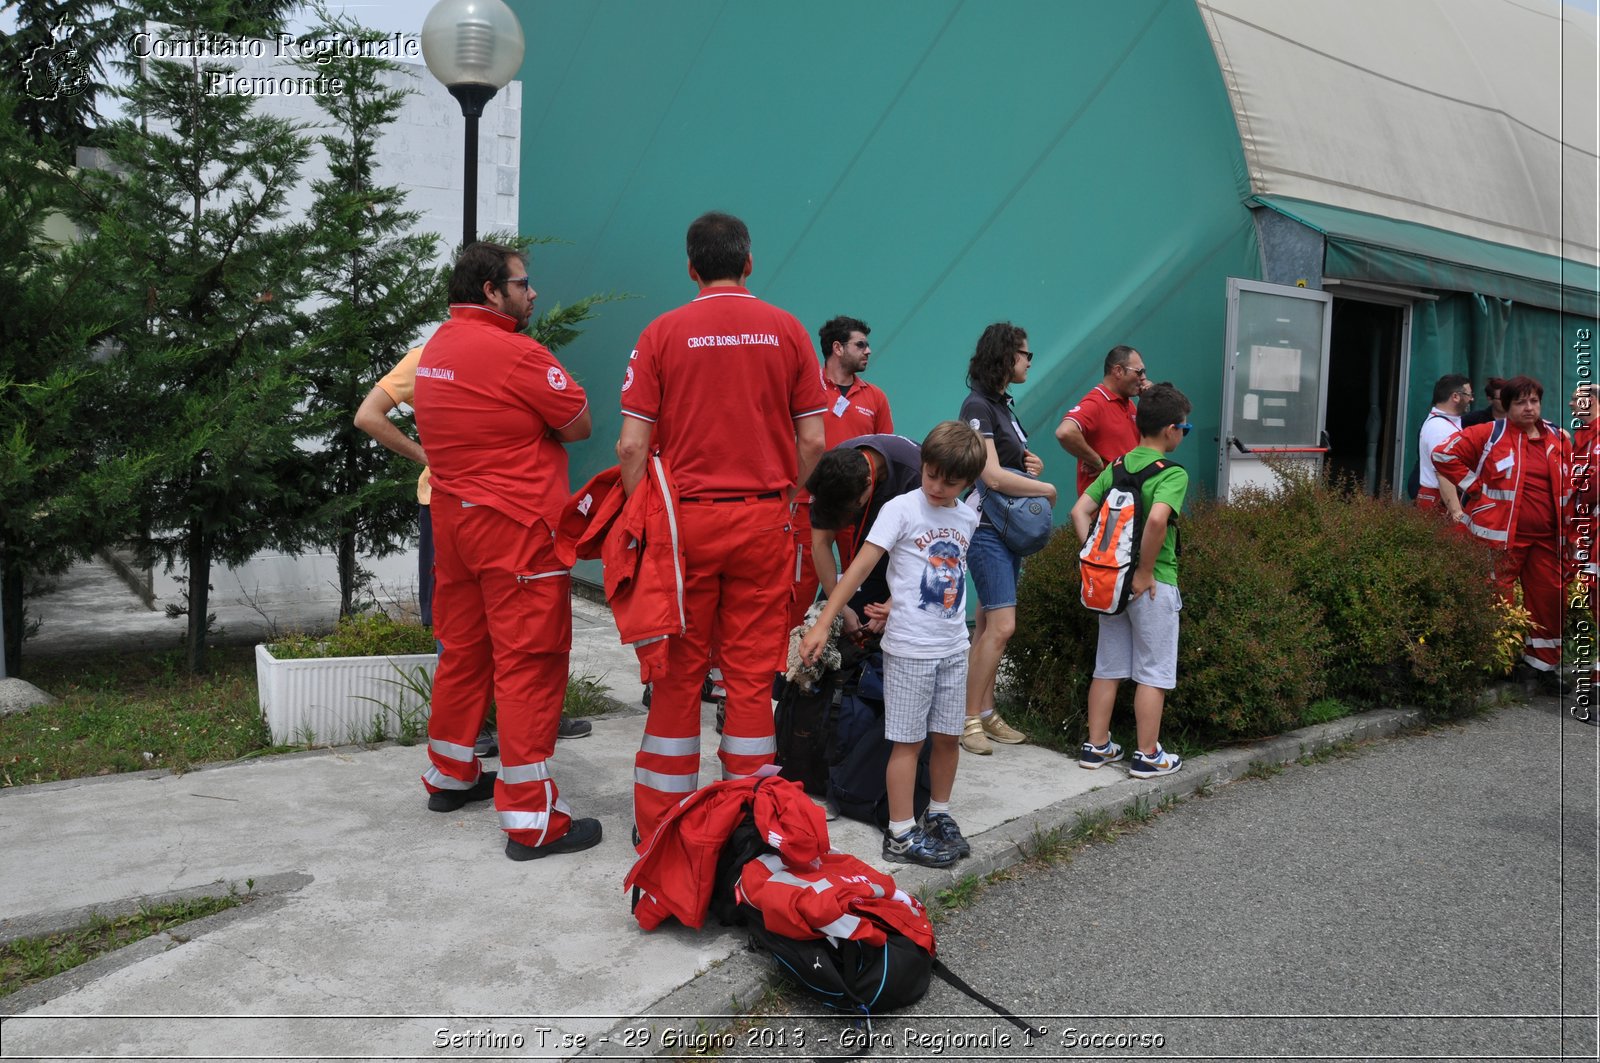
[617,212,828,844]
[1055,345,1149,495]
[413,242,601,862]
[786,315,894,633]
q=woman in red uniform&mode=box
[1432,375,1571,682]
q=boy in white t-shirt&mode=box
[800,422,987,868]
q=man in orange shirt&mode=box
[617,212,827,845]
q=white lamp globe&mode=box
[421,0,525,89]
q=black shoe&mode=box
[427,770,497,813]
[505,817,603,860]
[558,716,592,740]
[473,728,498,759]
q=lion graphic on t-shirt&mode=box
[918,541,965,618]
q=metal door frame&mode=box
[1218,278,1335,499]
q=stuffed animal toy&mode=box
[784,600,842,691]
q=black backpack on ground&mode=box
[740,903,933,1015]
[773,641,867,796]
[710,806,1041,1048]
[826,651,932,827]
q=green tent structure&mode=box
[512,0,1597,527]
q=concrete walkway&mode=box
[0,576,1499,1060]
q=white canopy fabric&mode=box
[1196,0,1599,269]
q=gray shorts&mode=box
[882,649,969,743]
[1093,584,1182,690]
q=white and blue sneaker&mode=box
[1078,739,1124,769]
[1128,744,1182,778]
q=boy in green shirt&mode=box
[1068,382,1191,778]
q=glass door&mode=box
[1218,279,1334,500]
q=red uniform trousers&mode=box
[634,496,790,846]
[423,490,574,848]
[785,501,819,637]
[1491,539,1564,672]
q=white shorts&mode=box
[881,649,968,743]
[1093,584,1182,690]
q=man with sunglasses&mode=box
[1415,374,1472,517]
[411,242,602,861]
[1055,344,1151,496]
[784,317,895,637]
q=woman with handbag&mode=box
[957,322,1057,755]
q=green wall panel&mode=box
[511,0,1257,504]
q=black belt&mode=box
[679,491,784,504]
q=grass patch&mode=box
[2,645,277,786]
[563,673,617,716]
[1301,698,1355,726]
[266,613,436,659]
[0,894,245,998]
[1240,759,1285,781]
[1297,738,1361,766]
[3,647,617,787]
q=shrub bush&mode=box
[1006,465,1510,749]
[266,611,436,660]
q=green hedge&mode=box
[1006,469,1515,749]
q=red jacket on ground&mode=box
[624,775,829,931]
[737,850,936,954]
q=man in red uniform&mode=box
[1054,345,1149,496]
[413,242,602,861]
[786,315,894,633]
[617,212,828,845]
[1432,375,1571,680]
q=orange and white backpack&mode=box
[1078,456,1179,615]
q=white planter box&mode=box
[254,644,438,745]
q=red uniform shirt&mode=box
[1064,384,1140,495]
[794,377,894,505]
[414,304,589,528]
[1516,438,1556,544]
[622,286,827,496]
[821,377,892,445]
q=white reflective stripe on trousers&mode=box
[429,737,476,762]
[423,765,477,791]
[499,796,571,834]
[641,734,700,757]
[635,767,699,793]
[500,761,552,785]
[720,734,777,756]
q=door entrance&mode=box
[1324,298,1410,496]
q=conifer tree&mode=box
[80,0,311,673]
[0,91,146,675]
[289,11,441,617]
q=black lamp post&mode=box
[421,0,526,248]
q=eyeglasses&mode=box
[1018,349,1034,363]
[503,275,531,289]
[1122,365,1147,377]
[1175,422,1192,436]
